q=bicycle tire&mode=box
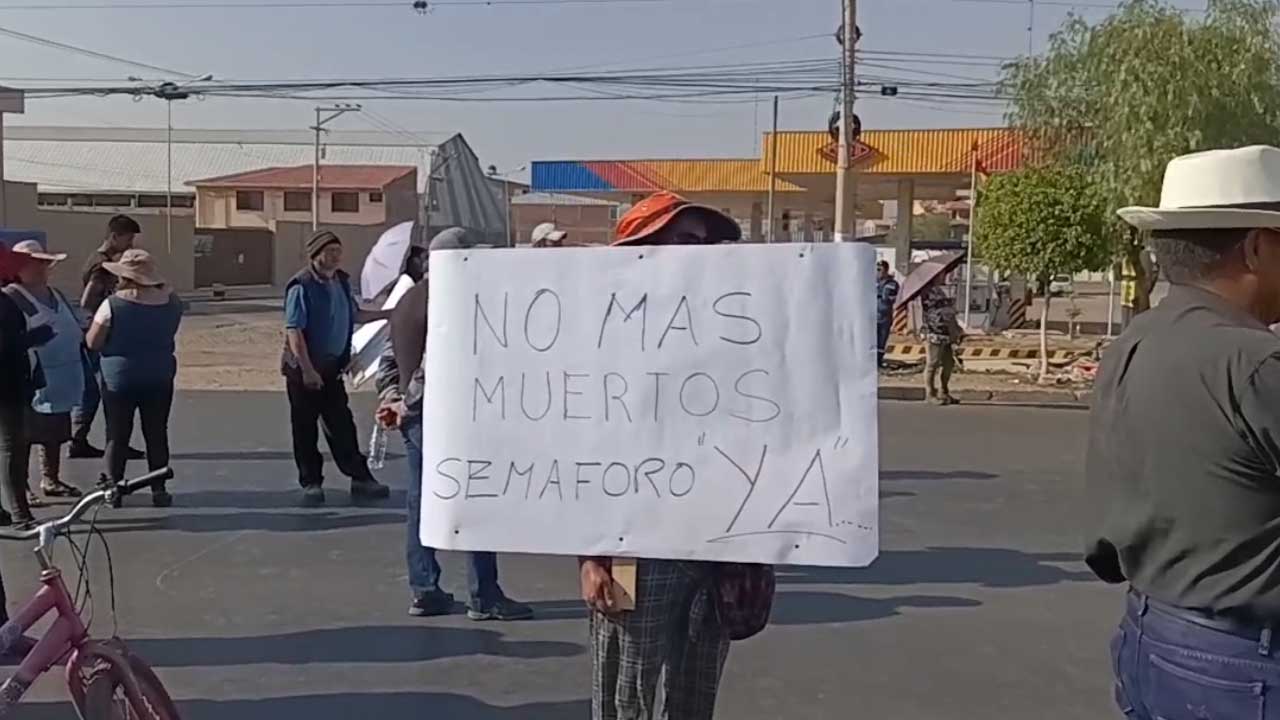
[68,639,182,720]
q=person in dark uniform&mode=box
[1088,146,1280,720]
[73,214,143,461]
[875,260,899,367]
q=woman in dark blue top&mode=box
[85,249,182,507]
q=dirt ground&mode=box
[177,297,297,392]
[174,295,1101,393]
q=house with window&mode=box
[188,164,419,230]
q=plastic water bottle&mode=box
[367,424,388,471]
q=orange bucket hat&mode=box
[612,191,743,246]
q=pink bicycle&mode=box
[0,467,180,719]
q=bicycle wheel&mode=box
[69,639,181,720]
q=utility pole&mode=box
[149,75,212,254]
[766,95,779,244]
[834,0,858,243]
[1027,0,1035,55]
[311,104,360,231]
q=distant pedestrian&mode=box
[73,214,144,461]
[1088,146,1280,720]
[283,230,392,506]
[5,241,85,505]
[377,228,534,621]
[530,222,568,248]
[85,249,182,507]
[876,259,899,367]
[921,279,962,405]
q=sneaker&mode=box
[350,478,390,500]
[152,491,173,508]
[942,395,961,406]
[0,509,13,527]
[467,597,535,622]
[127,447,146,461]
[67,441,105,459]
[408,589,456,617]
[300,486,326,506]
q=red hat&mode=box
[612,191,742,246]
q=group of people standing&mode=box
[284,193,755,720]
[0,214,182,528]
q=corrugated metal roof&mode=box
[3,127,439,194]
[512,192,617,206]
[532,159,804,193]
[761,128,1026,175]
[190,164,416,190]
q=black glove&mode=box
[26,325,56,348]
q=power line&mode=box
[0,24,194,77]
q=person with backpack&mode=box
[5,241,85,505]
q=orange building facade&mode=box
[531,127,1027,268]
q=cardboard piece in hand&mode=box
[610,558,637,611]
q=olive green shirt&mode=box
[1086,285,1280,619]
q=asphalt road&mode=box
[10,392,1112,720]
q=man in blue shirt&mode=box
[282,230,393,506]
[876,260,900,367]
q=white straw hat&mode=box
[1118,145,1280,231]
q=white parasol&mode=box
[360,221,415,302]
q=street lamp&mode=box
[134,73,213,253]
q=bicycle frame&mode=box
[0,561,86,711]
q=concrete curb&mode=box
[878,385,1090,409]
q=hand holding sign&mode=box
[421,243,879,567]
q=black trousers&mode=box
[0,402,30,521]
[102,383,173,491]
[285,369,370,488]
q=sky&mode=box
[0,0,1210,176]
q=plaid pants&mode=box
[591,559,731,720]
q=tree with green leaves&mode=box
[977,165,1110,380]
[1002,0,1280,313]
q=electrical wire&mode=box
[0,24,195,78]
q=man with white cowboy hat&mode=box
[1088,145,1280,720]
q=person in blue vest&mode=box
[876,260,900,367]
[283,230,392,507]
[5,241,85,505]
[84,249,183,507]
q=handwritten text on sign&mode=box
[421,243,879,567]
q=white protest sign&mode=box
[421,243,879,567]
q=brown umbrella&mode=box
[894,251,966,310]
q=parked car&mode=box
[1048,274,1074,296]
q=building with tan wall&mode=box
[510,192,618,246]
[190,165,417,231]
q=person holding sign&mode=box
[581,192,761,720]
[378,228,534,621]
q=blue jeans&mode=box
[1113,590,1280,719]
[876,320,892,367]
[401,416,501,608]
